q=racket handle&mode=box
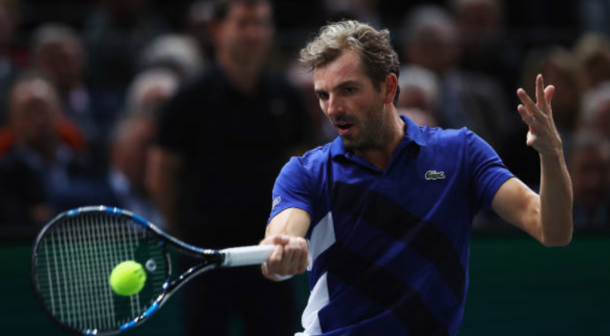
[221,244,275,267]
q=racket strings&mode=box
[34,213,168,332]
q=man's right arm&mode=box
[260,207,310,281]
[146,146,183,237]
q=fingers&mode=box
[515,75,563,154]
[517,88,546,122]
[283,239,308,274]
[261,236,308,280]
[535,74,548,111]
[517,104,534,126]
[545,85,555,110]
[292,238,309,273]
[260,235,289,246]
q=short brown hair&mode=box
[300,20,401,105]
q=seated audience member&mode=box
[568,134,610,229]
[574,32,610,91]
[503,47,583,187]
[450,0,521,93]
[30,23,101,147]
[0,73,92,228]
[401,5,515,150]
[139,34,205,79]
[102,67,180,226]
[0,0,26,126]
[186,0,215,60]
[581,81,610,139]
[123,67,179,120]
[108,116,164,227]
[83,0,168,91]
[397,65,439,127]
[0,72,85,158]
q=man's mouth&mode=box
[334,121,354,135]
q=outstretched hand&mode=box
[516,74,563,157]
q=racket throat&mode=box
[166,262,219,293]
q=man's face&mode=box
[593,99,610,138]
[216,1,273,66]
[314,50,388,152]
[10,80,59,151]
[405,25,459,76]
[35,41,84,93]
[570,147,610,210]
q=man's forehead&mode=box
[313,50,364,89]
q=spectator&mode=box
[574,32,610,91]
[0,0,25,126]
[124,67,179,119]
[397,65,439,127]
[30,23,100,148]
[108,116,164,227]
[402,5,516,150]
[139,34,205,79]
[186,0,215,61]
[83,0,168,91]
[581,81,610,140]
[502,46,583,187]
[0,72,90,228]
[568,133,610,229]
[147,1,312,335]
[450,0,522,93]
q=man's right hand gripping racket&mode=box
[31,205,275,335]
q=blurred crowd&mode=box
[0,0,609,237]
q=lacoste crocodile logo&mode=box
[425,170,446,180]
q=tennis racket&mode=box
[31,205,275,335]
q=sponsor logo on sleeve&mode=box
[271,196,282,212]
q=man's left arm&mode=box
[492,74,573,247]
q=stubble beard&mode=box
[342,103,390,154]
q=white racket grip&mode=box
[221,244,275,267]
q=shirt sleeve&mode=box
[466,130,514,211]
[268,156,314,223]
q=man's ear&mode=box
[382,73,398,105]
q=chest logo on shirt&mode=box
[425,170,446,180]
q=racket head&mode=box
[31,206,172,335]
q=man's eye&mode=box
[316,92,329,100]
[344,87,356,94]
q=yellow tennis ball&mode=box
[109,261,147,296]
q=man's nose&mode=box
[326,95,344,118]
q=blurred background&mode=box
[0,0,609,335]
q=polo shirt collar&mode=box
[330,114,427,159]
[401,114,427,147]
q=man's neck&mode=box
[217,53,262,94]
[357,108,405,171]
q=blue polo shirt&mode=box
[269,115,514,336]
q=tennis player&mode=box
[260,20,573,336]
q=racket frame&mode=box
[31,205,229,335]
